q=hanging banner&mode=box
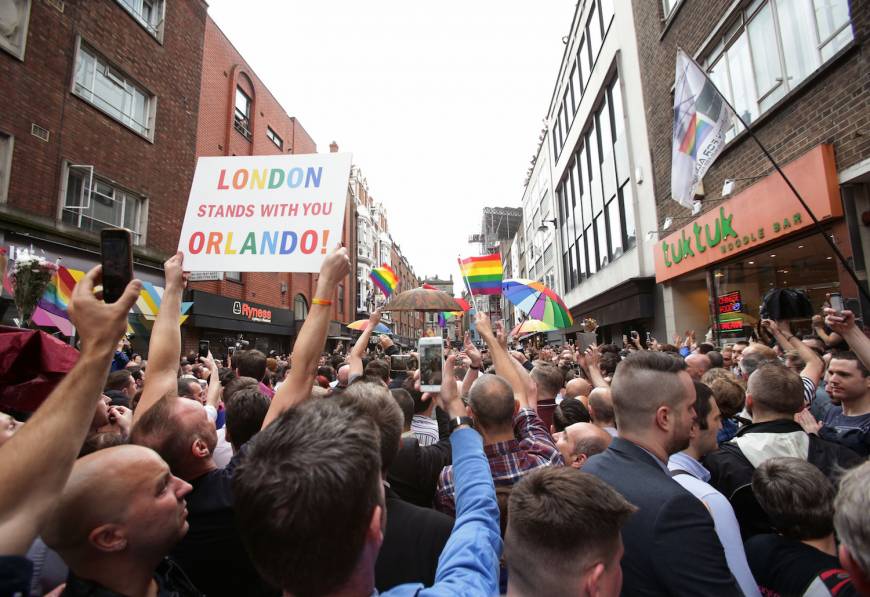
[177,152,351,272]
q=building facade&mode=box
[541,0,660,344]
[422,276,462,341]
[185,17,355,357]
[0,0,208,347]
[635,0,869,342]
[390,242,423,347]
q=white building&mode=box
[536,0,660,343]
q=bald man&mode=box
[685,353,712,381]
[564,377,593,408]
[42,445,196,596]
[554,422,612,468]
[588,387,618,437]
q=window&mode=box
[0,133,11,204]
[294,294,309,321]
[570,64,581,114]
[703,0,853,136]
[266,126,283,150]
[586,3,602,66]
[338,283,344,315]
[234,87,252,140]
[116,0,164,39]
[224,271,241,282]
[662,0,680,17]
[0,0,31,60]
[74,42,154,138]
[61,165,146,244]
[559,74,635,291]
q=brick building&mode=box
[634,0,869,340]
[183,17,356,358]
[0,0,207,344]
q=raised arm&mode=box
[460,332,481,398]
[476,313,528,409]
[825,308,870,370]
[579,346,610,389]
[263,247,350,428]
[133,252,185,424]
[762,319,824,387]
[202,351,221,412]
[0,266,140,555]
[348,309,381,379]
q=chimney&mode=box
[329,141,339,153]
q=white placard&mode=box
[177,153,351,272]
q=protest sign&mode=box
[177,152,351,272]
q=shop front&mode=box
[185,290,294,359]
[655,144,853,344]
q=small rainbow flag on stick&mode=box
[370,264,398,297]
[459,253,503,296]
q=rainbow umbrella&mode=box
[502,279,574,328]
[347,319,392,334]
[510,319,557,337]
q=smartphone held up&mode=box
[418,337,444,392]
[100,228,133,303]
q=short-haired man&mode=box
[747,457,860,596]
[564,376,593,405]
[588,387,617,437]
[554,422,611,469]
[338,382,453,591]
[530,361,564,403]
[435,357,563,515]
[504,467,636,596]
[224,387,269,453]
[668,382,760,597]
[232,331,504,596]
[685,352,712,381]
[583,351,740,596]
[818,351,870,456]
[232,349,273,398]
[705,363,861,510]
[104,369,137,407]
[176,377,204,405]
[834,460,870,595]
[41,445,198,596]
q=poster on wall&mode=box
[176,152,351,272]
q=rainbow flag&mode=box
[370,264,398,297]
[459,254,502,295]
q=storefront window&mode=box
[712,233,838,340]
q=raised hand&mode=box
[69,265,141,356]
[163,251,186,290]
[463,331,482,368]
[824,307,855,335]
[317,246,351,290]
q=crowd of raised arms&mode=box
[2,246,869,597]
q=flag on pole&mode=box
[370,264,398,297]
[459,253,503,295]
[671,48,735,208]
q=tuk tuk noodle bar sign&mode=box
[177,153,351,272]
[653,145,841,283]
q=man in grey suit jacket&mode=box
[584,351,740,596]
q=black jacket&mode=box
[374,486,454,591]
[705,419,862,500]
[61,559,202,596]
[584,437,740,597]
[387,435,451,508]
[704,419,862,538]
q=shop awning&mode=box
[569,278,655,327]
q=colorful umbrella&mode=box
[502,279,574,328]
[510,319,557,337]
[347,319,392,334]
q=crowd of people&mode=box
[1,246,869,596]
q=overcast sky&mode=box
[206,1,575,292]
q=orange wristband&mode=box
[312,298,332,306]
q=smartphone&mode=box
[390,354,409,374]
[829,292,844,313]
[646,331,651,344]
[100,228,133,303]
[418,337,444,392]
[198,340,210,358]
